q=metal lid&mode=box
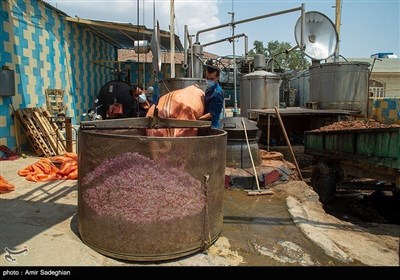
[241,70,281,79]
[220,117,259,140]
[220,117,257,131]
[309,61,371,69]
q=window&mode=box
[369,79,385,98]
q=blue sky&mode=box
[51,0,400,59]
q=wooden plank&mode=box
[15,107,70,157]
[40,108,67,146]
[25,108,56,157]
[31,108,65,155]
[33,107,67,155]
[23,108,56,157]
[15,109,44,156]
[19,110,44,156]
[17,109,44,154]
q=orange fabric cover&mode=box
[0,175,15,193]
[18,153,78,182]
[146,85,205,137]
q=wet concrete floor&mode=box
[222,190,343,266]
[1,157,396,266]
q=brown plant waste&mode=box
[311,120,400,132]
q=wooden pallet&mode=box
[45,89,67,116]
[15,108,67,157]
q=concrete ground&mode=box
[0,156,399,266]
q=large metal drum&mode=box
[158,78,207,96]
[78,120,227,261]
[309,62,370,116]
[240,70,281,118]
[221,117,261,168]
[289,70,310,107]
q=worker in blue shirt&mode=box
[199,66,224,128]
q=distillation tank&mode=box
[240,54,281,118]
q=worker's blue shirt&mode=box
[205,83,224,129]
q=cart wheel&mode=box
[311,162,337,204]
[393,190,400,201]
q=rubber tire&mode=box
[311,162,337,204]
[392,190,400,201]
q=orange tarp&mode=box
[146,85,205,137]
[18,153,78,182]
[0,175,15,193]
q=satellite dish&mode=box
[150,21,161,74]
[294,11,338,61]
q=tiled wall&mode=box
[0,0,116,150]
[369,97,400,124]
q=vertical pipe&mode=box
[248,81,252,119]
[244,34,248,61]
[190,42,194,78]
[301,3,305,51]
[184,25,188,67]
[334,0,342,62]
[170,0,175,78]
[153,0,156,27]
[142,0,146,87]
[267,114,270,152]
[192,43,203,78]
[229,11,238,116]
[65,117,73,153]
[137,0,140,85]
[152,0,156,84]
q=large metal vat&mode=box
[221,117,261,168]
[240,55,281,118]
[309,62,370,116]
[78,119,227,261]
[289,70,310,107]
[158,78,207,96]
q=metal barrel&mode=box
[78,122,227,261]
[309,62,370,116]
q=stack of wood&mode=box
[15,107,67,157]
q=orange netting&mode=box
[18,152,78,182]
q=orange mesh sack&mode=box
[146,85,205,137]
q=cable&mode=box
[7,96,16,112]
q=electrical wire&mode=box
[7,96,16,112]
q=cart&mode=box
[304,127,400,203]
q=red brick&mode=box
[263,169,280,186]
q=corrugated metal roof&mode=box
[64,17,183,51]
[38,0,68,16]
[40,0,183,51]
